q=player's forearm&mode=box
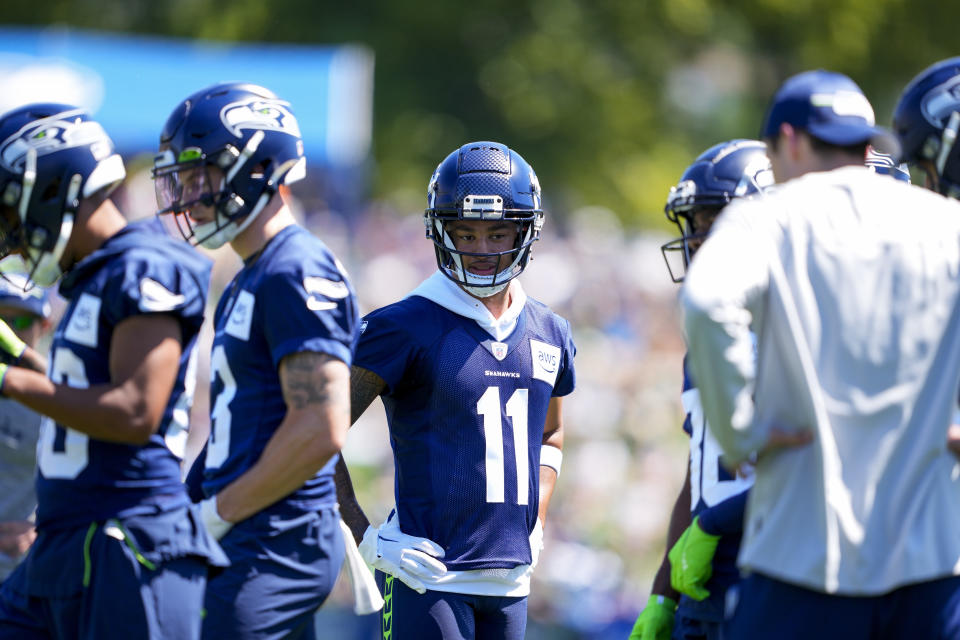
[215,411,346,523]
[539,398,564,524]
[335,456,370,544]
[16,345,47,374]
[653,468,691,598]
[537,465,557,525]
[651,556,678,599]
[2,368,170,445]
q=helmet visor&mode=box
[154,163,218,216]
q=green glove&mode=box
[668,515,721,601]
[628,594,676,640]
[0,319,25,365]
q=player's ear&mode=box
[777,123,801,159]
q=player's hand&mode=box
[948,424,960,461]
[0,520,36,558]
[529,518,544,569]
[0,319,25,365]
[200,495,233,540]
[758,427,813,459]
[358,511,446,594]
[628,594,677,640]
[668,516,720,601]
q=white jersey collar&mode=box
[407,270,526,341]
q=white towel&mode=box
[339,519,384,615]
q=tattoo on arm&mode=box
[281,352,336,410]
[350,366,386,424]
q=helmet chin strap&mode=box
[460,278,510,298]
[26,212,73,287]
[23,172,82,287]
[195,157,299,250]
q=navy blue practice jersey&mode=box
[356,295,576,571]
[201,225,359,509]
[35,221,211,530]
[681,356,753,601]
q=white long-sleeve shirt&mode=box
[682,165,960,595]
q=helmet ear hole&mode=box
[39,178,61,204]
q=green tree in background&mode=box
[3,0,953,227]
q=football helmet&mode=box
[0,103,125,287]
[865,147,911,182]
[152,82,306,249]
[425,141,544,297]
[661,139,772,282]
[893,57,960,197]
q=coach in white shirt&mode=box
[682,69,960,640]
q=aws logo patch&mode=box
[530,338,560,387]
[225,290,255,341]
[64,293,101,348]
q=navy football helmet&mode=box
[893,57,960,197]
[661,139,772,282]
[152,82,305,249]
[865,147,911,182]
[425,141,544,297]
[0,103,125,287]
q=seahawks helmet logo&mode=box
[220,99,301,138]
[0,110,111,171]
[921,74,960,127]
[736,157,774,195]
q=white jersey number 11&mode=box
[477,386,530,505]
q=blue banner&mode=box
[0,27,373,167]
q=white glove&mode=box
[200,495,233,540]
[529,518,544,569]
[358,511,447,594]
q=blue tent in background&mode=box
[0,26,374,213]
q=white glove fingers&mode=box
[398,550,447,578]
[401,535,446,558]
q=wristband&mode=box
[540,445,562,477]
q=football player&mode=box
[631,140,772,640]
[154,82,360,639]
[0,276,52,582]
[0,104,225,638]
[335,141,575,640]
[894,57,960,197]
[894,57,960,512]
[684,69,960,640]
